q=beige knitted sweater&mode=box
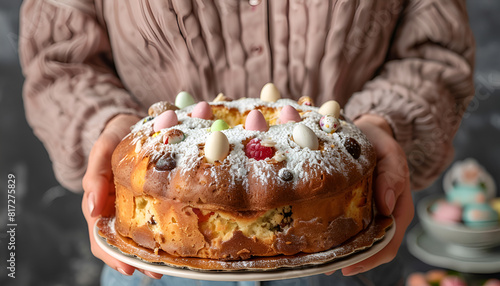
[19,0,475,192]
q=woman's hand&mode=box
[331,114,414,276]
[81,114,163,279]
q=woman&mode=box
[19,0,475,285]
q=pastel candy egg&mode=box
[163,129,184,144]
[462,203,499,228]
[319,115,340,133]
[204,131,230,163]
[318,100,341,118]
[175,91,195,109]
[292,124,319,150]
[446,185,486,206]
[191,101,213,120]
[148,101,178,117]
[431,201,462,224]
[298,95,314,106]
[260,83,281,102]
[279,105,301,123]
[154,110,178,132]
[245,110,269,131]
[210,119,230,132]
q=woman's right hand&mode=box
[81,114,163,279]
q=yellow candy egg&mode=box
[260,83,281,102]
[318,100,341,118]
[205,131,230,163]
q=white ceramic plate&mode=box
[407,225,500,274]
[95,221,395,281]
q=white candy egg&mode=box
[292,124,319,150]
[318,100,341,118]
[205,131,230,163]
[260,83,281,102]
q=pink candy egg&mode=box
[154,110,178,132]
[245,110,269,131]
[191,101,213,120]
[432,201,462,224]
[279,105,301,123]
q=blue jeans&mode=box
[100,257,404,286]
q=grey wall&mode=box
[0,1,499,285]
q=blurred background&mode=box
[0,1,499,285]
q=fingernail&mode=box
[144,271,161,280]
[385,189,395,214]
[344,266,363,276]
[117,267,132,276]
[88,192,95,217]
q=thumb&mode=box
[371,136,409,216]
[83,114,140,217]
[82,134,117,217]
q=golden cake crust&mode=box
[111,98,376,260]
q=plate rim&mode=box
[407,224,500,274]
[94,217,395,281]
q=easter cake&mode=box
[110,83,377,261]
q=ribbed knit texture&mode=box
[19,0,475,191]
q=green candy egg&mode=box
[175,91,195,109]
[210,119,230,132]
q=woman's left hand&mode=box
[327,114,414,276]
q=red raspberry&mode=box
[245,138,275,160]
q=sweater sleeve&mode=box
[344,0,475,190]
[19,0,144,192]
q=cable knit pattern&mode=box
[344,1,475,189]
[19,0,143,191]
[19,0,474,192]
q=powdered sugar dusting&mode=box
[128,98,374,189]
